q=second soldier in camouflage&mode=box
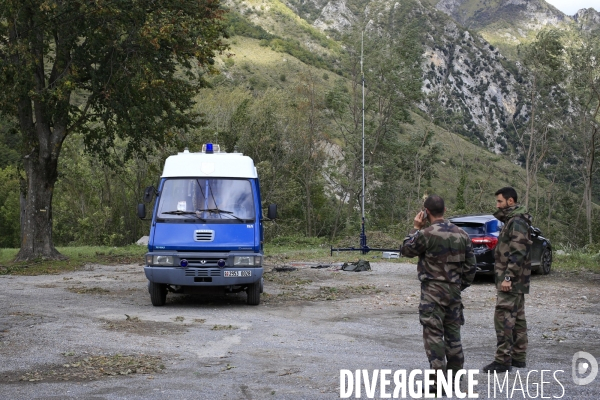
[483,187,532,373]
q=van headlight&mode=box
[233,256,262,266]
[153,255,175,266]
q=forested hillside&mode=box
[0,0,598,255]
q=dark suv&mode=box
[449,214,552,275]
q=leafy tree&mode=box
[455,169,467,211]
[52,132,163,247]
[372,126,440,228]
[325,2,424,239]
[0,0,228,260]
[286,71,328,237]
[191,87,252,152]
[225,88,305,237]
[564,32,600,245]
[515,29,565,209]
[0,165,20,247]
[0,115,19,168]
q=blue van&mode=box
[137,144,276,306]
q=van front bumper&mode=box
[144,266,263,286]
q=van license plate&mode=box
[224,270,251,277]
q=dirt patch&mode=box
[63,284,142,297]
[66,286,111,294]
[35,283,58,288]
[0,311,58,332]
[211,324,239,330]
[262,266,386,305]
[100,316,189,336]
[0,354,164,384]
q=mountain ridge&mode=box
[424,0,599,57]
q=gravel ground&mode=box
[1,261,599,399]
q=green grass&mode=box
[264,234,407,264]
[0,240,404,276]
[2,242,595,277]
[265,242,340,262]
[552,250,600,274]
[214,36,338,92]
[0,245,146,276]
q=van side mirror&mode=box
[267,204,277,220]
[137,203,146,219]
[143,186,156,203]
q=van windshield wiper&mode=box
[162,210,196,215]
[160,210,206,221]
[195,208,247,222]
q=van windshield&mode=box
[157,178,255,222]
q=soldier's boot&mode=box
[446,367,463,394]
[512,359,526,368]
[425,382,438,398]
[483,361,512,373]
[425,383,452,398]
[424,366,448,398]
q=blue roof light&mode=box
[206,143,214,154]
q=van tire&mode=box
[149,282,167,306]
[247,281,261,306]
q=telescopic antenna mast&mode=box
[359,31,367,253]
[330,31,399,256]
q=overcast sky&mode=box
[544,0,598,16]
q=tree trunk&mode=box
[304,179,313,237]
[13,60,69,261]
[15,150,65,261]
[525,76,536,210]
[584,184,592,245]
[12,22,71,261]
[584,126,596,245]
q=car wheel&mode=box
[539,248,552,275]
[247,281,261,306]
[149,282,167,306]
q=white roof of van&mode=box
[161,149,258,178]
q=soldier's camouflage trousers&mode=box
[419,281,465,372]
[494,291,527,365]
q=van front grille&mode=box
[194,230,214,242]
[185,268,221,277]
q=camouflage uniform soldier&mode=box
[483,187,532,373]
[401,195,476,386]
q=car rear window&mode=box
[453,222,486,235]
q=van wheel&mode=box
[540,248,552,275]
[247,281,261,306]
[149,282,167,306]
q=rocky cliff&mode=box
[223,0,597,156]
[418,13,523,153]
[289,0,527,152]
[573,7,600,31]
[428,0,600,57]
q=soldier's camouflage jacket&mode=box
[493,205,532,294]
[400,220,476,289]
